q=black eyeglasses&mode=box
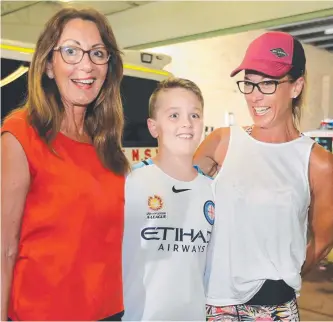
[236,79,293,95]
[53,45,111,65]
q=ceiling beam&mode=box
[301,34,333,43]
[106,2,333,49]
[289,23,333,36]
[1,1,41,17]
[317,43,333,49]
[267,16,333,30]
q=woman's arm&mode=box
[193,127,230,177]
[302,144,333,276]
[1,133,30,320]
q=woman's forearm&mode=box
[1,254,16,320]
[302,240,332,276]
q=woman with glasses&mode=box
[1,8,128,321]
[194,32,333,321]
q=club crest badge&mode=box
[204,200,215,225]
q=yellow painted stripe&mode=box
[1,44,35,54]
[123,63,170,76]
[0,43,171,76]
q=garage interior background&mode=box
[1,1,333,131]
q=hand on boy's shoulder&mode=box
[194,165,214,180]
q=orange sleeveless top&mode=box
[2,109,125,321]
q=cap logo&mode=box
[270,48,288,58]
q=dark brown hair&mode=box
[289,66,307,130]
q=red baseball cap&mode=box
[230,31,306,78]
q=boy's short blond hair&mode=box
[148,77,204,119]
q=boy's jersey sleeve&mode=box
[131,158,154,171]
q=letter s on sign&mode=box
[144,149,151,159]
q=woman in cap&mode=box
[194,31,333,321]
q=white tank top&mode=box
[123,159,214,321]
[205,126,314,306]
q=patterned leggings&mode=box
[206,298,300,321]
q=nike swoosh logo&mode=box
[172,186,191,193]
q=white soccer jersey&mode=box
[122,159,214,321]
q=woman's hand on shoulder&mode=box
[193,127,230,177]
